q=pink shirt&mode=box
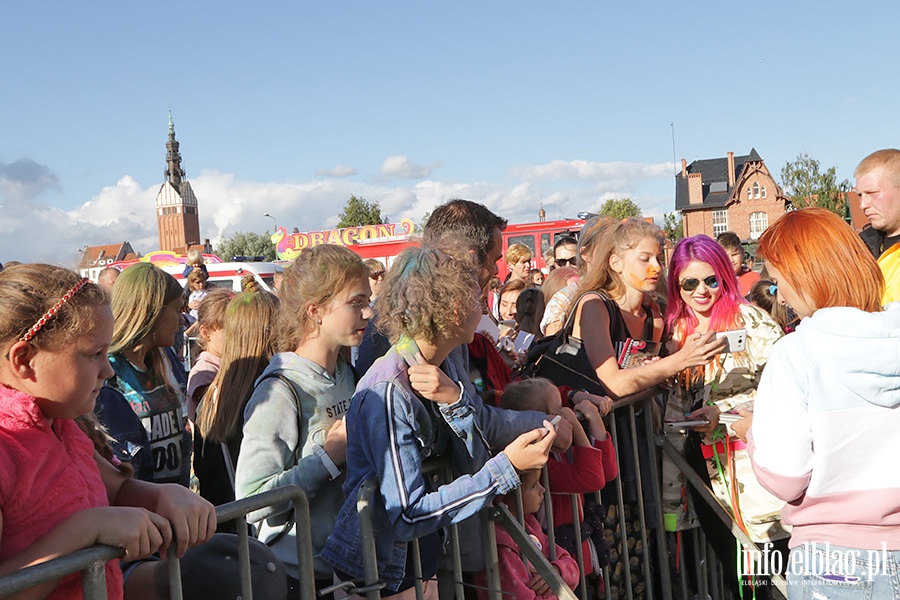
[0,385,123,599]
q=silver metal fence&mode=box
[0,390,789,600]
[0,484,314,600]
[323,385,787,600]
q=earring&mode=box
[316,319,322,325]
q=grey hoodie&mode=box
[235,352,355,579]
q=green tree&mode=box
[215,231,277,262]
[417,210,431,234]
[663,212,684,243]
[780,153,851,215]
[337,194,384,228]
[598,198,643,219]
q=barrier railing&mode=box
[0,485,314,600]
[0,390,788,600]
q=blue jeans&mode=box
[787,543,900,600]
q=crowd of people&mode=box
[1,148,900,600]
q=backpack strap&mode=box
[564,290,622,339]
[254,372,304,546]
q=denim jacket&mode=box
[321,338,535,590]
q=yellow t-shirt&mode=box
[878,241,900,305]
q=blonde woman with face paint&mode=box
[567,219,725,399]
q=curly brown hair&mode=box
[375,242,480,345]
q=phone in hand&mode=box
[664,419,709,429]
[541,415,562,439]
[714,329,746,353]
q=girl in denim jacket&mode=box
[322,242,556,598]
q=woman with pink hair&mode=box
[663,234,785,595]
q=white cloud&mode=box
[0,157,61,203]
[0,158,679,264]
[314,165,358,178]
[513,159,675,183]
[380,155,441,179]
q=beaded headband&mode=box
[20,277,90,343]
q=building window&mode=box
[752,182,761,199]
[749,211,769,239]
[761,186,767,198]
[747,187,752,200]
[712,210,728,237]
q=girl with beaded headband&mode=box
[0,264,215,599]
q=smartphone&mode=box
[540,415,562,439]
[714,329,746,353]
[664,420,709,429]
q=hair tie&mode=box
[20,278,90,342]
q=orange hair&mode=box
[757,208,883,312]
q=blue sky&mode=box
[1,1,896,264]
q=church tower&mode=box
[155,111,201,252]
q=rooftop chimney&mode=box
[681,158,687,177]
[727,152,735,188]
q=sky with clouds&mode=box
[2,1,897,265]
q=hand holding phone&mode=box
[714,329,746,353]
[541,415,562,438]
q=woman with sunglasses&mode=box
[663,234,786,596]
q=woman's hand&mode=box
[676,332,727,369]
[687,404,721,434]
[407,364,461,404]
[731,409,753,442]
[503,422,556,471]
[324,418,348,466]
[151,484,216,558]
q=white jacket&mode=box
[748,303,900,549]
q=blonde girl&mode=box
[194,290,279,510]
[108,262,191,486]
[235,245,372,596]
[0,264,214,600]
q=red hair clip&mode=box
[20,278,90,342]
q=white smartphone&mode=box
[714,329,746,353]
[665,420,709,429]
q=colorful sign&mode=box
[273,218,416,261]
[110,251,222,270]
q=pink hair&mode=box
[665,235,746,346]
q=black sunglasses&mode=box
[369,271,385,280]
[554,257,577,267]
[679,275,719,292]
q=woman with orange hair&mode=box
[736,208,900,600]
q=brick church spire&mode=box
[155,111,201,252]
[164,110,185,188]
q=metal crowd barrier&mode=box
[0,485,314,600]
[327,385,787,600]
[1,391,788,600]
